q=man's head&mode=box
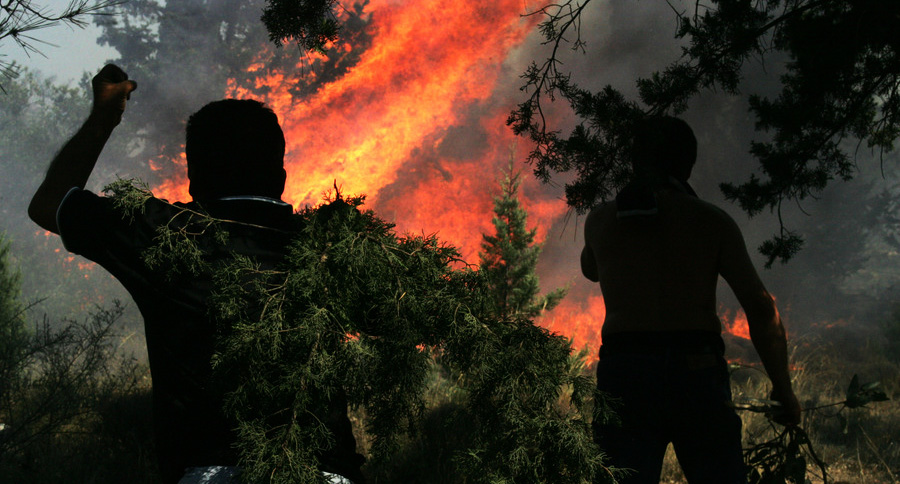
[630,116,697,181]
[185,99,286,202]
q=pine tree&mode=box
[0,0,117,88]
[479,163,567,321]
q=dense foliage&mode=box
[107,180,614,483]
[509,0,900,265]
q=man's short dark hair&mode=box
[185,99,286,201]
[631,116,697,181]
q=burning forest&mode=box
[2,0,900,482]
[8,0,891,361]
[147,0,610,355]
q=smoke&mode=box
[7,0,899,360]
[489,0,900,351]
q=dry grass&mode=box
[5,331,897,483]
[660,338,900,484]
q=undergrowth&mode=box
[662,340,899,483]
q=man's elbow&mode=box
[28,194,60,234]
[745,295,782,337]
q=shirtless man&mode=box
[581,116,801,483]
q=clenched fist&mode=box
[91,64,137,125]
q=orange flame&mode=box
[720,306,751,340]
[232,0,540,209]
[539,283,606,363]
[152,0,550,259]
[150,1,609,346]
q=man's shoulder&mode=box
[59,187,186,221]
[665,192,736,224]
[59,187,199,254]
[585,201,617,225]
[665,194,750,252]
[586,195,733,224]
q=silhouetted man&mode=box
[29,65,364,484]
[581,117,801,483]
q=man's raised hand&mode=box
[90,64,137,125]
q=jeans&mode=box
[593,332,746,484]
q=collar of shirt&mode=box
[214,195,292,208]
[188,196,295,230]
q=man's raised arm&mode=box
[28,64,137,233]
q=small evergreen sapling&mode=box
[479,164,567,321]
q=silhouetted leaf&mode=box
[845,374,890,409]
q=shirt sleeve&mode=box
[57,188,124,261]
[56,187,173,280]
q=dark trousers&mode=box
[593,332,746,484]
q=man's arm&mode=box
[581,246,599,282]
[719,214,801,426]
[28,64,137,233]
[581,210,600,282]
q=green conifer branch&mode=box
[105,179,614,483]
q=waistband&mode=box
[599,330,725,358]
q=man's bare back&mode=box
[581,187,777,338]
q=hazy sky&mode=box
[2,0,118,83]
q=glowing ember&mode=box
[809,318,848,330]
[77,261,96,279]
